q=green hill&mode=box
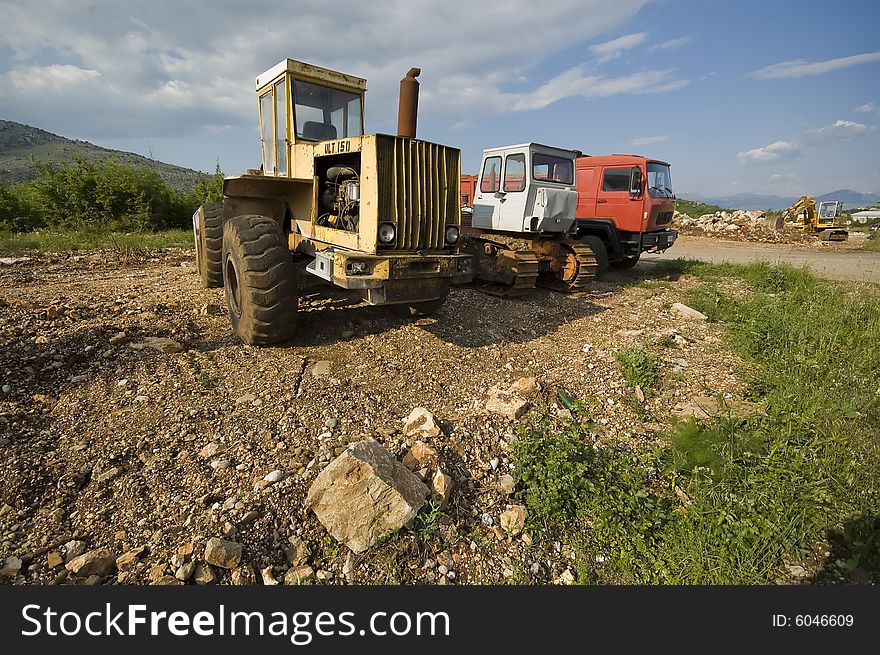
[0,119,206,191]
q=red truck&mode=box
[573,154,677,270]
[460,154,677,273]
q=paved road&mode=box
[641,236,880,284]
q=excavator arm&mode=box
[781,196,817,233]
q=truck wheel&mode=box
[222,215,298,346]
[193,202,224,288]
[610,255,640,270]
[392,284,450,317]
[579,235,609,277]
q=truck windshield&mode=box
[647,163,674,198]
[292,79,363,141]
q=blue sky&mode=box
[1,0,878,198]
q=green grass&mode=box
[863,233,880,252]
[514,261,880,584]
[616,345,660,394]
[0,228,191,255]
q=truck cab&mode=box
[470,143,579,235]
[574,154,678,263]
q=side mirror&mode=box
[629,168,643,198]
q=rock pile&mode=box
[672,210,802,242]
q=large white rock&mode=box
[486,390,530,420]
[402,407,442,439]
[305,440,429,553]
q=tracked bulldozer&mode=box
[459,143,597,295]
[192,60,471,344]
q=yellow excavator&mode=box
[781,196,848,241]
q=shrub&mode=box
[0,158,225,233]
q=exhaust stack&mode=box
[397,67,420,138]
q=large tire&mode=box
[579,235,609,277]
[391,284,450,317]
[610,254,640,270]
[193,202,224,288]
[222,215,298,346]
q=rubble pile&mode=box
[672,210,808,243]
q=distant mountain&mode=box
[681,189,880,211]
[0,119,207,191]
[814,189,880,209]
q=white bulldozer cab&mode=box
[470,143,579,235]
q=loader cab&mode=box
[471,143,578,235]
[255,59,367,177]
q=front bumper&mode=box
[306,249,474,302]
[642,229,678,252]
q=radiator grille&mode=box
[377,135,460,251]
[656,211,673,226]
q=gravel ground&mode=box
[0,248,747,585]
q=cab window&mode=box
[602,167,631,192]
[259,91,275,173]
[292,79,362,141]
[480,156,501,193]
[503,154,526,192]
[533,154,573,184]
[274,80,287,176]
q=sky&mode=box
[1,0,878,198]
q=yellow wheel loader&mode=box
[193,60,472,345]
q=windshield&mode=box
[818,202,840,219]
[292,79,363,141]
[532,154,573,185]
[647,162,674,198]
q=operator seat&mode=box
[301,121,337,141]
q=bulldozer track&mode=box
[460,235,541,298]
[537,242,598,293]
[471,250,540,298]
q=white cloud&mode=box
[802,119,871,144]
[589,32,648,63]
[7,64,100,92]
[630,134,671,146]
[0,0,657,141]
[426,67,688,115]
[738,119,872,165]
[750,51,880,79]
[737,140,801,164]
[649,36,692,52]
[856,102,876,113]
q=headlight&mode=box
[378,222,396,244]
[346,260,369,275]
[445,225,459,245]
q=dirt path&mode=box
[642,235,880,284]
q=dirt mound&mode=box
[673,209,812,243]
